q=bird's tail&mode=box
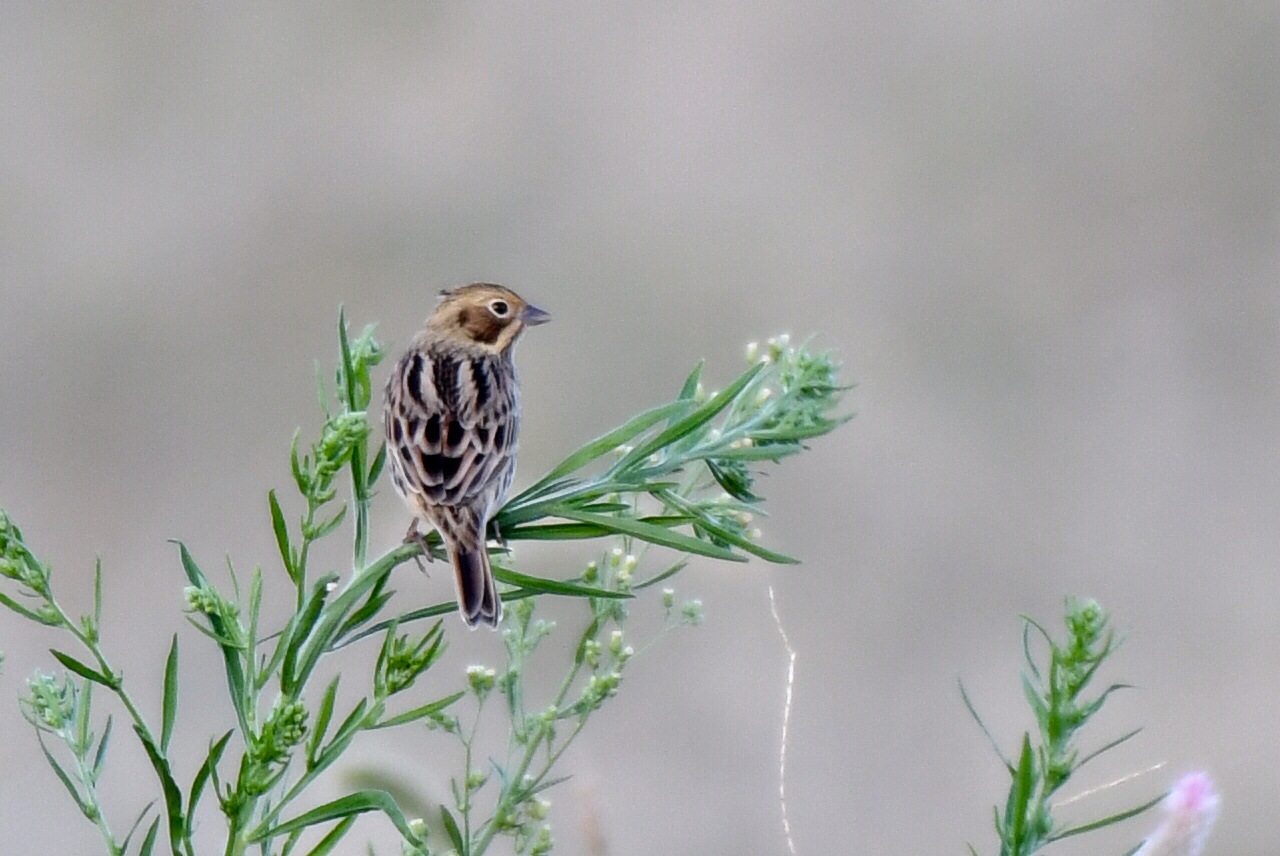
[448,542,502,628]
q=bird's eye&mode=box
[489,300,510,317]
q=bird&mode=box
[383,284,550,627]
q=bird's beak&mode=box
[522,304,552,326]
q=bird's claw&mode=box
[487,518,511,553]
[404,522,435,575]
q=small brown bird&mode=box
[383,284,550,627]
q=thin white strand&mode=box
[767,584,798,856]
[1057,762,1167,807]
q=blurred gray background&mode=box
[1,3,1276,854]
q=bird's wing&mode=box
[385,348,517,509]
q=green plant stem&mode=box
[66,735,123,856]
[471,620,597,856]
[350,445,370,571]
[45,594,195,856]
[295,505,318,611]
[461,696,486,850]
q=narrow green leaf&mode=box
[367,442,387,485]
[308,676,342,764]
[615,362,764,470]
[137,818,161,856]
[289,547,413,688]
[120,800,155,854]
[1022,621,1042,683]
[160,635,179,753]
[332,588,542,650]
[678,360,704,400]
[492,566,632,599]
[183,615,239,647]
[93,557,104,631]
[280,828,304,856]
[1049,791,1165,841]
[551,508,746,562]
[36,734,87,812]
[302,815,357,856]
[1020,615,1054,657]
[50,649,117,688]
[282,574,339,695]
[746,421,848,443]
[134,726,185,853]
[337,307,358,410]
[634,559,689,590]
[74,680,94,749]
[172,540,205,586]
[315,700,370,766]
[511,400,690,502]
[0,590,56,624]
[268,490,294,580]
[369,691,466,730]
[1086,682,1134,715]
[497,479,652,528]
[440,805,466,855]
[528,774,573,796]
[248,567,264,667]
[656,489,798,564]
[1076,727,1142,770]
[170,547,249,737]
[958,678,1012,772]
[702,444,801,462]
[251,790,420,845]
[503,522,616,541]
[187,731,233,825]
[308,505,348,541]
[336,589,396,642]
[290,431,307,495]
[93,715,114,779]
[1021,674,1050,731]
[1008,734,1036,844]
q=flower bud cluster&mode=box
[294,411,371,507]
[183,583,248,649]
[467,665,497,699]
[616,553,638,589]
[0,511,52,599]
[235,696,309,797]
[570,626,635,717]
[23,671,76,731]
[336,324,385,411]
[255,696,309,766]
[516,823,552,856]
[379,628,444,696]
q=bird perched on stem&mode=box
[383,284,550,627]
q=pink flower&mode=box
[1134,772,1220,856]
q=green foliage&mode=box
[962,599,1163,856]
[0,316,847,855]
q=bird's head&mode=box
[425,283,551,353]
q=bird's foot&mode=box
[404,521,434,575]
[487,518,511,553]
